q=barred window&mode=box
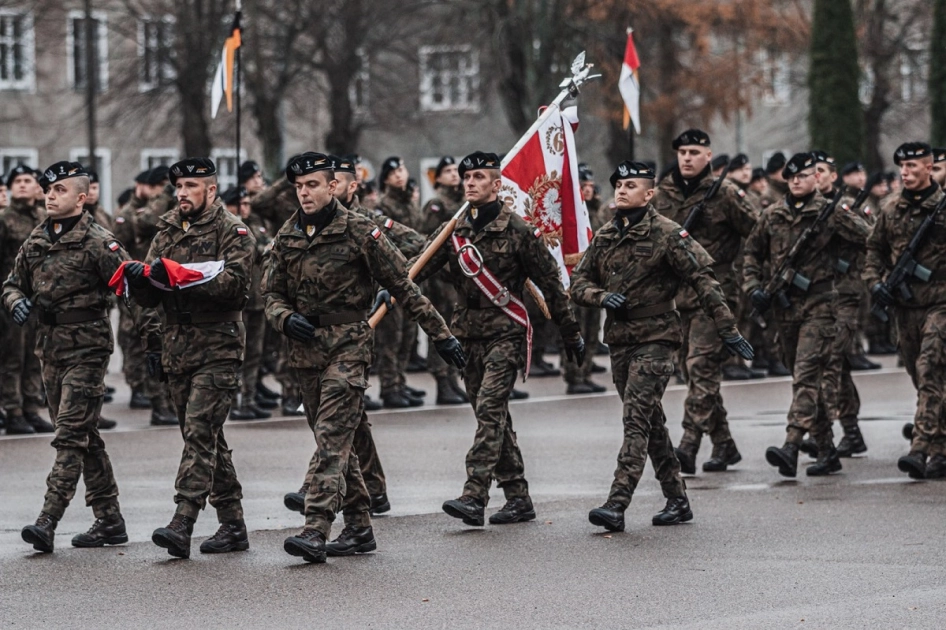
[419,45,479,112]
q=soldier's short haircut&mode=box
[72,175,90,195]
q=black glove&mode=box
[722,334,754,361]
[284,313,316,342]
[564,335,586,366]
[149,258,170,287]
[871,282,895,307]
[369,289,393,316]
[146,352,165,381]
[750,288,772,314]
[125,261,151,290]
[11,298,32,326]
[602,293,627,310]
[434,336,466,370]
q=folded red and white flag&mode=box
[109,258,225,296]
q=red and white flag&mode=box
[500,105,591,288]
[109,259,226,296]
[619,28,641,134]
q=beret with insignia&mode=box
[286,152,333,184]
[169,157,216,185]
[893,142,932,165]
[840,161,865,176]
[147,165,170,186]
[782,152,816,179]
[730,153,750,170]
[134,169,151,184]
[458,151,501,178]
[378,156,404,190]
[435,156,456,179]
[750,167,766,183]
[672,128,711,150]
[578,162,594,183]
[117,187,133,206]
[811,149,836,167]
[935,148,946,164]
[220,186,248,206]
[711,154,730,171]
[39,161,87,191]
[328,154,356,175]
[765,151,787,175]
[6,163,37,188]
[86,169,99,184]
[610,160,656,188]
[238,160,261,184]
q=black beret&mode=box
[672,128,711,150]
[328,154,356,175]
[238,160,261,184]
[378,156,404,188]
[811,150,836,167]
[578,162,594,182]
[117,187,133,207]
[134,169,151,184]
[782,152,816,179]
[840,161,865,176]
[6,163,36,188]
[220,186,248,206]
[885,171,897,184]
[765,152,787,175]
[893,142,932,165]
[610,160,656,188]
[458,151,501,178]
[934,148,946,164]
[147,165,170,186]
[711,154,730,171]
[730,153,750,170]
[750,167,766,183]
[286,152,333,184]
[169,158,216,185]
[435,156,456,179]
[39,161,87,191]
[658,159,678,182]
[86,170,99,184]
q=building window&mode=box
[0,148,38,176]
[900,47,928,103]
[140,148,179,171]
[419,45,479,112]
[138,16,174,92]
[760,50,790,105]
[0,11,34,91]
[67,10,108,92]
[210,149,246,191]
[349,48,369,116]
[70,147,112,211]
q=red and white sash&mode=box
[451,233,533,379]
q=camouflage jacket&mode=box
[133,198,254,374]
[1,199,43,283]
[251,177,297,230]
[652,172,758,309]
[761,179,788,209]
[833,187,871,298]
[571,206,737,348]
[2,212,157,365]
[242,212,271,312]
[134,187,176,255]
[350,200,426,258]
[114,197,149,260]
[419,186,463,236]
[263,198,451,369]
[864,186,946,309]
[377,187,419,230]
[413,203,579,341]
[85,203,113,231]
[743,192,871,320]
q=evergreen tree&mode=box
[931,0,946,146]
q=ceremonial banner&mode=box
[619,28,641,134]
[210,11,242,118]
[109,259,226,296]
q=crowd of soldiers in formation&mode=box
[0,126,940,564]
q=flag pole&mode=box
[235,0,242,171]
[626,27,635,160]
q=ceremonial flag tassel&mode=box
[619,27,641,134]
[210,9,242,119]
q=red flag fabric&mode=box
[109,258,225,296]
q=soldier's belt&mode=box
[303,311,367,327]
[166,311,243,325]
[614,300,677,322]
[37,308,107,326]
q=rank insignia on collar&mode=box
[53,223,62,234]
[471,207,478,219]
[794,202,803,209]
[182,220,190,232]
[305,225,315,237]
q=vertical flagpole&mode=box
[626,27,635,160]
[235,1,242,169]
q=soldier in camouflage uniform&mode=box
[410,152,585,528]
[265,153,463,564]
[760,152,788,210]
[1,164,50,435]
[865,143,946,479]
[3,162,153,552]
[572,161,752,533]
[83,170,113,230]
[651,130,758,474]
[125,158,254,559]
[744,153,870,479]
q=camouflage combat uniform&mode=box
[240,212,270,407]
[133,197,254,524]
[571,206,738,507]
[264,198,450,537]
[112,202,152,396]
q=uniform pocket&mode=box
[641,358,675,376]
[82,384,106,399]
[212,372,240,390]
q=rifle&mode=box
[871,191,946,322]
[681,159,734,233]
[835,172,882,274]
[750,193,844,326]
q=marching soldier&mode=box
[652,129,758,474]
[933,148,946,188]
[124,158,254,559]
[760,152,788,209]
[409,151,585,528]
[865,142,946,479]
[83,170,113,230]
[239,160,265,197]
[744,152,870,478]
[571,161,753,532]
[264,152,463,563]
[3,161,152,552]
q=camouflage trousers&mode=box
[298,361,372,538]
[41,358,120,520]
[118,301,148,391]
[274,337,300,400]
[896,304,946,457]
[376,307,417,396]
[0,311,43,415]
[425,277,459,379]
[460,334,529,504]
[678,308,733,448]
[166,361,244,522]
[607,342,686,508]
[563,304,601,385]
[241,308,266,401]
[834,293,861,429]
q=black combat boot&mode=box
[435,376,465,405]
[369,493,391,515]
[702,440,742,472]
[284,485,307,514]
[130,388,152,409]
[488,497,536,524]
[902,423,914,441]
[97,416,117,430]
[404,384,427,398]
[765,443,799,478]
[767,359,791,377]
[442,495,485,526]
[24,412,54,433]
[836,425,867,457]
[256,381,280,401]
[281,396,305,416]
[807,446,843,476]
[325,525,377,556]
[283,528,327,563]
[510,389,530,400]
[588,501,625,532]
[152,514,195,559]
[924,455,946,479]
[847,353,881,371]
[898,451,927,480]
[254,393,279,410]
[798,438,819,459]
[5,414,36,435]
[566,382,597,394]
[652,496,693,526]
[363,394,383,411]
[229,404,257,420]
[72,514,128,547]
[150,397,177,426]
[674,441,699,475]
[448,376,470,403]
[22,513,58,553]
[199,520,249,553]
